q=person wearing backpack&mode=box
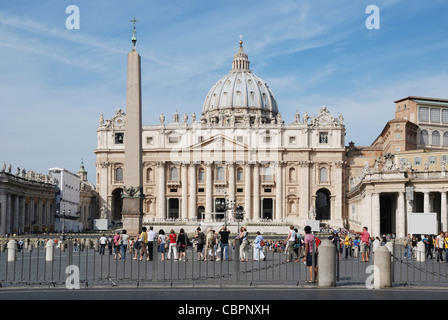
[254,231,266,261]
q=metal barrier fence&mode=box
[1,239,447,288]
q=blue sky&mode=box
[1,0,448,183]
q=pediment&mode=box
[189,134,251,151]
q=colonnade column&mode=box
[441,191,447,232]
[189,163,197,220]
[397,191,406,239]
[0,193,6,234]
[181,163,188,220]
[424,191,430,213]
[157,162,166,219]
[244,163,252,220]
[372,192,380,238]
[253,163,260,221]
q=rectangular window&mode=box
[319,132,328,144]
[414,157,422,166]
[289,136,296,144]
[419,107,429,122]
[442,110,448,123]
[263,136,271,144]
[430,108,440,123]
[146,137,153,145]
[115,133,124,144]
[429,156,437,164]
[237,188,243,193]
[168,136,180,144]
[198,188,205,193]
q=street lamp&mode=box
[215,192,235,227]
[233,205,245,232]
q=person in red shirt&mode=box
[354,227,370,262]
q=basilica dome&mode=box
[201,40,279,125]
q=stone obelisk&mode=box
[121,17,143,236]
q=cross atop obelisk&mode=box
[130,17,139,48]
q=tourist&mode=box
[445,232,448,262]
[139,227,149,261]
[403,234,412,259]
[177,228,189,261]
[107,234,113,255]
[157,229,166,261]
[344,233,352,259]
[239,226,249,262]
[218,226,230,261]
[195,227,205,261]
[301,225,318,283]
[253,231,265,261]
[205,228,215,261]
[147,226,157,261]
[167,229,178,260]
[353,236,360,258]
[285,225,296,262]
[436,232,445,263]
[113,231,122,260]
[120,230,129,261]
[354,227,370,262]
[99,234,107,255]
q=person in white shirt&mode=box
[285,225,296,262]
[120,230,130,261]
[147,226,157,261]
[99,234,107,255]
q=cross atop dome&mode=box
[232,35,250,71]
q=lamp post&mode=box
[233,205,245,233]
[215,192,235,227]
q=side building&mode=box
[0,163,58,234]
[347,96,448,238]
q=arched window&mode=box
[170,167,178,181]
[320,167,328,182]
[115,167,123,182]
[443,132,448,147]
[432,131,440,146]
[420,130,428,145]
[217,167,225,181]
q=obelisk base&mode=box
[122,197,142,237]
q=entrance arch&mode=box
[112,188,123,221]
[315,188,331,220]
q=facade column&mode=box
[424,191,430,213]
[244,163,252,220]
[228,162,235,204]
[181,163,188,220]
[188,163,197,220]
[441,191,447,233]
[372,192,380,238]
[397,191,406,238]
[157,162,166,219]
[0,193,6,234]
[253,163,260,221]
[205,161,213,221]
[275,162,283,221]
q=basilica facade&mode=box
[95,40,347,230]
[94,36,448,238]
